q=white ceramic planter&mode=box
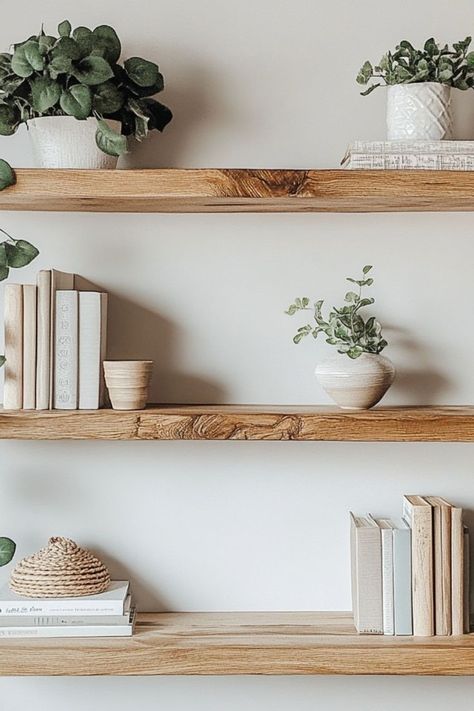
[28,116,121,169]
[315,352,395,410]
[386,83,452,140]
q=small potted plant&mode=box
[0,21,172,168]
[357,37,474,140]
[286,266,395,409]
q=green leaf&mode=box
[0,160,15,190]
[293,333,305,344]
[365,277,374,286]
[0,106,20,136]
[360,82,381,96]
[95,119,127,156]
[140,99,173,131]
[0,537,15,566]
[38,35,56,55]
[58,20,72,38]
[356,60,373,84]
[49,54,72,78]
[60,84,92,119]
[24,41,44,71]
[285,305,297,315]
[30,76,61,112]
[5,239,39,268]
[466,52,474,67]
[91,25,121,64]
[72,55,114,85]
[72,26,93,57]
[51,37,81,62]
[92,81,124,114]
[0,355,5,367]
[124,57,159,87]
[362,265,373,274]
[345,291,358,303]
[11,41,37,77]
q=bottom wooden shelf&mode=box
[0,612,473,676]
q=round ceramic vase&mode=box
[386,83,452,140]
[315,352,395,410]
[28,116,120,169]
[103,361,153,410]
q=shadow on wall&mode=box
[385,324,452,405]
[106,290,226,404]
[452,90,474,140]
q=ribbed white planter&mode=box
[28,116,121,169]
[386,83,452,140]
[315,352,395,410]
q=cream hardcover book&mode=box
[350,513,383,634]
[22,284,37,410]
[425,496,452,636]
[402,495,434,636]
[4,283,23,410]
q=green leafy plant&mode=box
[0,21,173,156]
[0,537,15,566]
[357,37,474,95]
[285,266,388,359]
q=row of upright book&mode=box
[0,580,134,638]
[4,269,108,410]
[351,495,469,636]
[342,140,474,170]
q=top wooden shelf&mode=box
[0,168,473,213]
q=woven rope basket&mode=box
[10,537,111,598]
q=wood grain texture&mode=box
[1,612,474,676]
[0,169,473,213]
[0,405,473,441]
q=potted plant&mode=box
[357,37,474,140]
[0,21,172,168]
[286,266,395,409]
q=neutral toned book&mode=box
[342,141,474,170]
[0,580,130,616]
[345,140,474,155]
[3,283,23,410]
[78,292,108,409]
[0,597,132,627]
[369,516,394,635]
[35,270,51,410]
[402,495,434,636]
[452,505,464,635]
[22,284,36,410]
[49,269,75,408]
[425,496,452,636]
[54,290,78,409]
[391,517,412,636]
[464,526,470,634]
[350,513,383,634]
[0,610,135,638]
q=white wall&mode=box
[1,0,474,706]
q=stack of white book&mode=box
[351,495,469,636]
[3,268,108,410]
[0,580,134,638]
[342,141,474,170]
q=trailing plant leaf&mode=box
[0,105,20,136]
[92,81,124,114]
[0,159,15,190]
[124,57,159,87]
[60,84,92,119]
[0,537,15,566]
[4,239,39,267]
[95,118,127,156]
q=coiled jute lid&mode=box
[10,537,111,598]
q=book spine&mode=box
[452,508,464,635]
[381,528,394,635]
[348,140,474,155]
[78,292,102,409]
[345,154,474,170]
[3,284,23,410]
[22,284,37,410]
[36,270,51,410]
[403,499,434,636]
[99,293,108,407]
[351,519,383,634]
[0,602,125,616]
[0,623,133,638]
[441,505,452,636]
[54,291,78,409]
[392,528,412,635]
[464,526,470,633]
[0,612,132,626]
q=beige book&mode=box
[425,497,452,636]
[22,285,37,410]
[451,506,464,635]
[464,526,470,633]
[49,269,75,408]
[402,495,434,636]
[4,284,23,410]
[350,513,383,634]
[36,270,51,410]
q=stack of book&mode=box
[0,580,134,638]
[3,268,108,410]
[342,141,474,170]
[351,495,469,636]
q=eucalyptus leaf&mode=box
[5,239,40,267]
[0,355,5,367]
[0,159,15,189]
[0,537,15,567]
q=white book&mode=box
[350,513,383,634]
[36,270,51,410]
[464,526,470,634]
[343,154,474,171]
[22,284,36,410]
[0,611,135,638]
[49,269,75,408]
[54,290,78,409]
[0,596,133,626]
[3,283,23,410]
[402,495,434,636]
[391,518,412,636]
[370,517,394,635]
[78,292,108,409]
[0,581,130,616]
[345,140,474,155]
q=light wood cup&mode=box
[103,361,153,410]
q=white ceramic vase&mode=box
[315,352,395,410]
[28,116,120,169]
[386,83,452,140]
[103,361,153,410]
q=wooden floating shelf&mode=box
[0,405,473,441]
[0,168,473,213]
[1,612,474,676]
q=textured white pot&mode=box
[386,83,452,140]
[28,116,120,169]
[315,352,395,410]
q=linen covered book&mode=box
[342,140,474,170]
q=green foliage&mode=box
[357,37,474,95]
[0,537,15,566]
[0,20,173,155]
[285,266,388,359]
